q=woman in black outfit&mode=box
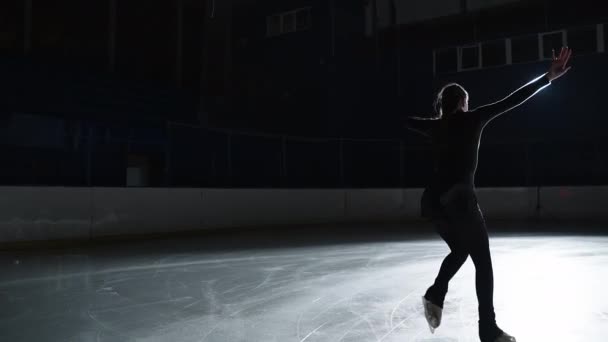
[406,47,572,342]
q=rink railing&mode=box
[0,115,606,188]
[164,121,607,189]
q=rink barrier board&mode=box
[0,186,606,242]
[538,186,608,219]
[91,188,203,238]
[199,189,346,229]
[0,187,92,242]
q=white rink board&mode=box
[0,187,91,242]
[344,189,406,221]
[539,186,608,220]
[476,187,538,220]
[0,186,607,242]
[201,189,345,228]
[403,188,425,219]
[91,188,203,237]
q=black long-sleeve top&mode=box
[406,73,552,196]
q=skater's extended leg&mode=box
[423,218,469,333]
[424,217,469,308]
[425,249,468,308]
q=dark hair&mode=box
[433,83,468,118]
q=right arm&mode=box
[403,116,439,139]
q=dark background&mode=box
[0,0,606,188]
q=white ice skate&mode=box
[422,296,442,333]
[482,327,516,342]
[493,330,516,342]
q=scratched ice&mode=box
[1,229,607,341]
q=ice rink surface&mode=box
[1,225,607,342]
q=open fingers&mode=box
[563,47,572,68]
[559,46,567,60]
[553,47,571,68]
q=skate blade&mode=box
[422,296,436,334]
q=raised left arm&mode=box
[471,47,572,125]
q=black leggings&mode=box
[422,185,497,330]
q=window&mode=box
[567,25,597,56]
[267,8,311,37]
[511,34,539,63]
[435,24,604,74]
[296,8,311,31]
[482,40,507,67]
[435,47,457,74]
[267,15,281,37]
[459,44,480,70]
[540,31,565,60]
[282,12,296,33]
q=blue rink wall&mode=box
[0,186,607,243]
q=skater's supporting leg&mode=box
[466,206,500,340]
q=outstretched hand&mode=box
[547,46,572,81]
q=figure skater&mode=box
[406,47,572,342]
